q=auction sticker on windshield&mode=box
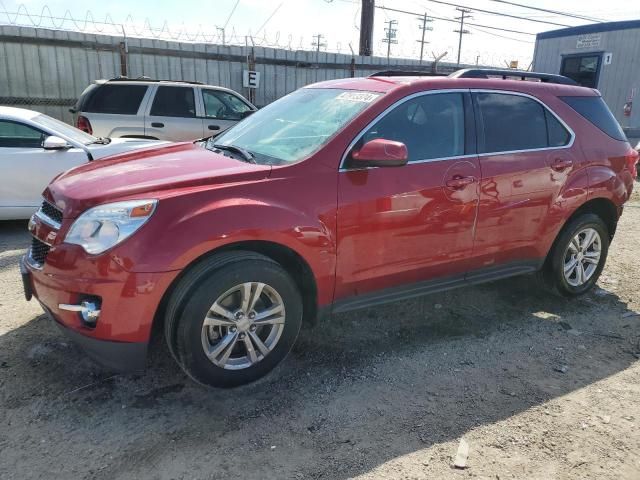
[336,92,379,103]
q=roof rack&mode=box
[449,68,578,86]
[106,76,204,85]
[369,70,448,77]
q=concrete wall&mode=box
[533,27,640,129]
[0,25,465,124]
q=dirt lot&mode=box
[1,184,639,480]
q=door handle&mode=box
[550,158,573,171]
[151,122,164,128]
[446,175,476,190]
[208,125,220,131]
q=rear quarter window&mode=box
[83,84,148,115]
[560,96,626,141]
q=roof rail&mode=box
[106,76,204,85]
[449,68,578,86]
[369,70,448,77]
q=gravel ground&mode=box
[1,183,639,480]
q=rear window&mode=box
[560,96,626,141]
[150,86,196,118]
[83,84,147,115]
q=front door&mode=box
[335,91,480,301]
[200,89,254,137]
[145,85,205,141]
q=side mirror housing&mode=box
[43,136,72,150]
[350,139,408,167]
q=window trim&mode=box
[339,89,478,171]
[471,89,575,157]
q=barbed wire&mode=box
[0,2,532,66]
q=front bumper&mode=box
[21,254,179,372]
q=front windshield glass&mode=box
[34,114,97,145]
[210,88,381,164]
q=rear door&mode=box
[200,89,254,136]
[145,86,204,141]
[0,120,87,219]
[470,90,575,270]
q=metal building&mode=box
[533,20,640,138]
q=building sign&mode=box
[576,33,601,49]
[604,52,613,65]
[243,70,260,89]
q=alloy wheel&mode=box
[563,227,602,287]
[201,282,285,370]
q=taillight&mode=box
[76,115,92,135]
[625,148,639,178]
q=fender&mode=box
[112,171,339,306]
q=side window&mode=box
[354,93,465,163]
[150,86,196,118]
[83,85,148,115]
[545,109,571,147]
[203,90,252,120]
[0,120,45,148]
[475,93,548,153]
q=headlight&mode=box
[65,200,157,254]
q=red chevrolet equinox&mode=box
[22,69,638,388]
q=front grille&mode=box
[40,200,63,225]
[30,236,50,266]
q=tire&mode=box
[540,213,610,297]
[164,251,303,388]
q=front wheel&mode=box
[541,213,610,297]
[164,252,303,388]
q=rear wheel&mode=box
[541,213,609,297]
[164,252,303,388]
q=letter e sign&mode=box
[243,70,260,89]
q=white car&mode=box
[0,106,166,220]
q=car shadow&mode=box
[1,269,639,479]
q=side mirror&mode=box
[43,136,72,150]
[350,139,408,167]
[241,110,255,119]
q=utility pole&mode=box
[382,19,398,62]
[216,27,226,46]
[359,0,375,56]
[454,7,472,66]
[416,13,433,64]
[311,34,327,53]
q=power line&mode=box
[467,25,534,43]
[223,0,241,29]
[485,0,606,23]
[255,2,283,35]
[376,5,537,36]
[423,0,571,27]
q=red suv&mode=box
[22,69,638,388]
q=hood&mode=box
[87,137,169,159]
[46,142,271,218]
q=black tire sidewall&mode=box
[175,259,303,388]
[550,214,609,297]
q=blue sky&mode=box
[2,0,640,66]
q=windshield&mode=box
[210,88,381,164]
[34,114,97,145]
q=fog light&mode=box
[58,300,101,326]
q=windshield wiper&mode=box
[211,143,256,163]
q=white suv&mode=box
[71,78,257,142]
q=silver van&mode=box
[71,78,257,142]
